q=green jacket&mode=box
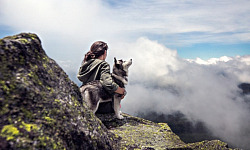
[77,59,118,94]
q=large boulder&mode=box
[0,33,117,149]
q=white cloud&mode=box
[0,0,249,74]
[105,0,250,43]
[239,55,250,65]
[119,38,250,149]
[186,56,233,65]
[1,0,250,44]
[0,0,127,82]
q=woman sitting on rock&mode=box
[77,41,125,113]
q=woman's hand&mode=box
[115,87,126,99]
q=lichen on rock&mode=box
[97,113,240,150]
[97,113,187,149]
[1,124,20,141]
[0,33,118,150]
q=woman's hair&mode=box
[83,41,108,62]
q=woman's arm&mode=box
[99,62,119,93]
[100,61,126,99]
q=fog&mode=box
[114,38,250,149]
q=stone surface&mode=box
[97,113,238,150]
[0,33,117,150]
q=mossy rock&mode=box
[97,113,187,149]
[0,33,118,150]
[97,113,240,150]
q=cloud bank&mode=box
[118,38,250,149]
[1,0,249,82]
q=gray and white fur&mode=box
[80,58,132,119]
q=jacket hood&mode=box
[77,59,105,83]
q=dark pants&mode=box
[96,101,114,114]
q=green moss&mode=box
[0,103,9,116]
[0,80,10,95]
[28,71,42,86]
[158,123,172,132]
[18,38,29,44]
[98,113,189,149]
[53,143,58,149]
[0,124,20,140]
[71,95,79,107]
[44,116,56,124]
[38,136,65,150]
[7,117,12,124]
[43,63,47,69]
[42,56,49,62]
[46,86,51,91]
[38,136,50,146]
[27,72,33,77]
[28,34,38,40]
[49,88,55,94]
[20,121,38,132]
[33,64,38,70]
[54,99,60,103]
[187,140,233,150]
[48,68,53,75]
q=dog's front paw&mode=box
[117,115,124,119]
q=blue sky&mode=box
[0,0,250,74]
[176,43,250,59]
[0,0,249,60]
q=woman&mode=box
[77,41,125,113]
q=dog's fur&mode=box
[80,58,132,119]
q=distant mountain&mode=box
[238,83,250,95]
[137,111,221,143]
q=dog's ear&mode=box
[114,57,121,69]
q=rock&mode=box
[96,113,187,149]
[137,111,220,144]
[0,33,240,150]
[0,33,117,149]
[238,83,250,95]
[97,113,239,150]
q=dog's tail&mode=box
[80,85,89,102]
[80,85,87,94]
[79,85,100,113]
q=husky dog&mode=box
[80,58,132,119]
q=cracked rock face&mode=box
[96,113,238,150]
[0,33,117,150]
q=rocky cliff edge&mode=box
[0,33,238,150]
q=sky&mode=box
[1,0,250,149]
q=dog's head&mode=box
[113,57,132,77]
